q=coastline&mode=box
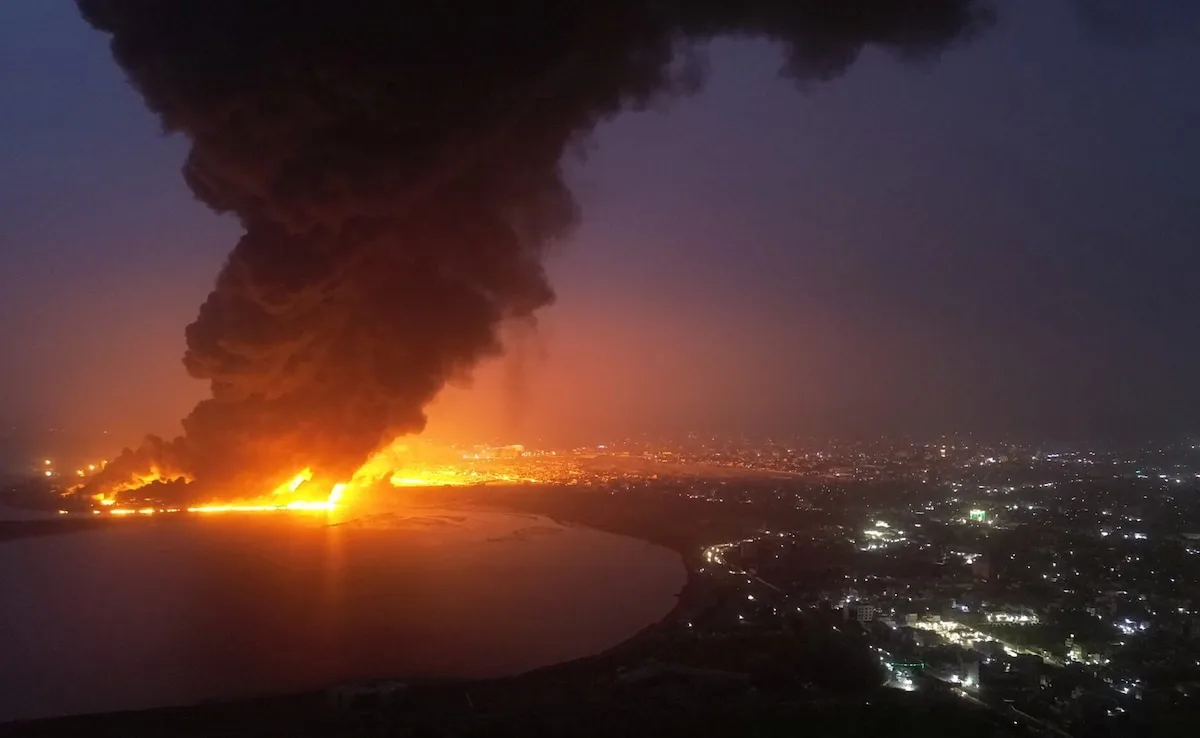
[539,511,698,651]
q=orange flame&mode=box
[90,438,544,517]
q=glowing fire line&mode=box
[98,474,346,517]
[84,438,539,517]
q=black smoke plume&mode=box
[77,0,993,500]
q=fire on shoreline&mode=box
[100,478,346,517]
[80,439,540,517]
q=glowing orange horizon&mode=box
[85,438,543,517]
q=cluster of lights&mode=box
[1114,618,1148,636]
[984,611,1040,625]
[952,551,982,564]
[912,617,1048,663]
[858,521,907,551]
[876,646,924,693]
[42,458,108,479]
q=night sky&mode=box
[2,0,1198,448]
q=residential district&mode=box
[2,435,1198,736]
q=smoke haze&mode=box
[76,0,993,499]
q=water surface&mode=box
[0,508,684,720]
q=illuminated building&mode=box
[984,608,1039,625]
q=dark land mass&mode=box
[2,484,1020,737]
[417,483,823,555]
[1,686,1010,738]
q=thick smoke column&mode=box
[78,0,993,499]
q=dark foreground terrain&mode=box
[1,685,1008,738]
